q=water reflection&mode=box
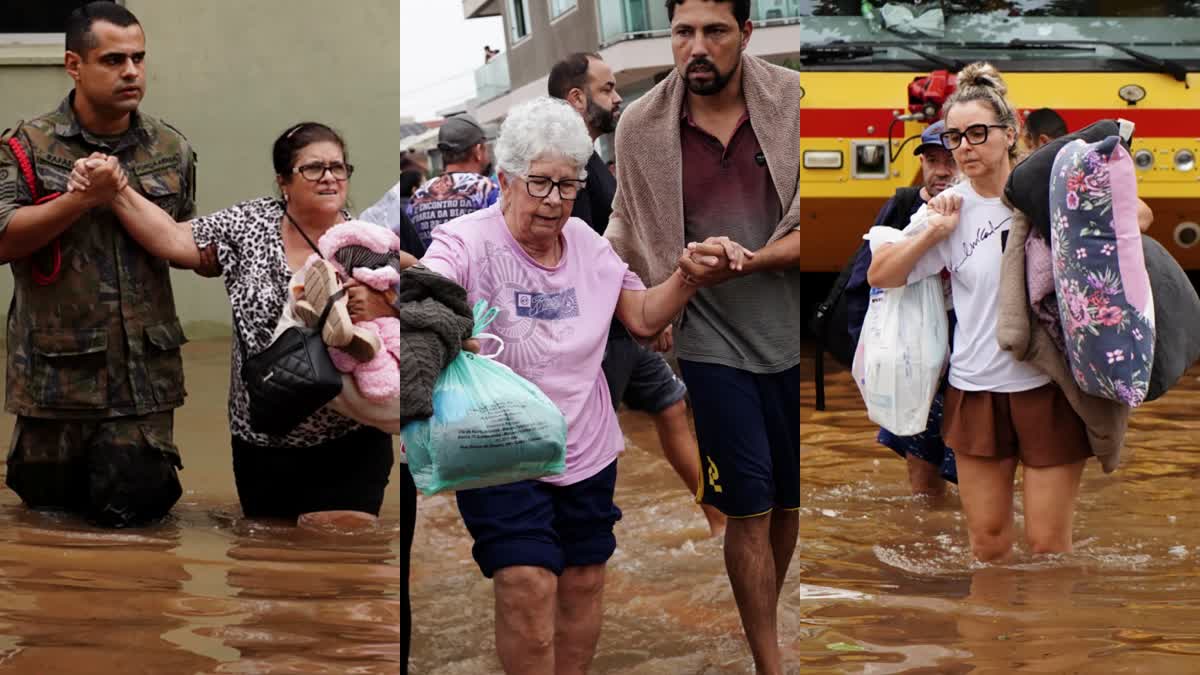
[1,338,1195,673]
[0,341,402,674]
[410,348,1200,673]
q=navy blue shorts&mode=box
[455,460,622,578]
[602,323,688,414]
[678,361,800,518]
[877,391,959,484]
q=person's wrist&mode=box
[739,252,758,275]
[110,184,134,209]
[675,266,699,288]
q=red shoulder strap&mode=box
[5,136,63,284]
[6,136,40,201]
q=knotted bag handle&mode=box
[471,299,504,360]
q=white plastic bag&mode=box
[851,227,949,436]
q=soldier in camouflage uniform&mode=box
[0,2,196,527]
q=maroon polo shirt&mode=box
[681,106,781,250]
[676,101,800,374]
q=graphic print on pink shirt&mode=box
[421,204,645,485]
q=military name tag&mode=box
[130,155,178,176]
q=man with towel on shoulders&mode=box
[603,1,800,673]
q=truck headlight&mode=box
[1175,149,1196,172]
[803,150,843,169]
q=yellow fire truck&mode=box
[798,1,1200,272]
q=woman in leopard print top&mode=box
[71,122,394,528]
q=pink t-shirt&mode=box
[421,203,646,486]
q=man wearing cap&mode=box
[911,120,957,203]
[405,113,498,248]
[847,119,960,496]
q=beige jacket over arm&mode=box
[605,54,800,286]
[996,208,1130,473]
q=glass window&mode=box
[1,0,95,35]
[550,0,578,19]
[802,0,1199,17]
[508,0,532,41]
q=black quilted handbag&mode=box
[239,289,344,436]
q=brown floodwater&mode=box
[411,348,1200,674]
[0,340,403,674]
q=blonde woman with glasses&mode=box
[869,63,1096,563]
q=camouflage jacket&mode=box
[0,92,196,419]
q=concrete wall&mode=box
[0,0,400,338]
[504,0,600,92]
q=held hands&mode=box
[676,235,756,287]
[70,152,222,277]
[925,192,963,241]
[67,153,128,208]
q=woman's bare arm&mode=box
[615,269,697,338]
[109,185,204,269]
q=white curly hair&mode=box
[494,96,593,181]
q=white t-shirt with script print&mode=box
[902,182,1050,393]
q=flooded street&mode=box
[412,346,1200,674]
[2,336,1194,674]
[0,340,403,674]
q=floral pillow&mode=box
[1050,135,1154,407]
[1006,119,1123,241]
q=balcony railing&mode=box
[598,0,804,46]
[474,54,511,103]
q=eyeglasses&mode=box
[293,161,354,181]
[939,124,1009,150]
[524,174,585,200]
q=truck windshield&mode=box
[797,1,1200,70]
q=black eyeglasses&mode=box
[293,161,354,181]
[939,124,1009,150]
[524,174,585,200]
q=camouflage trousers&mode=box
[5,412,182,528]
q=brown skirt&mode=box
[942,383,1093,467]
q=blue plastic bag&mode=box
[401,301,568,495]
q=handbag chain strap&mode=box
[235,206,342,361]
[285,208,324,259]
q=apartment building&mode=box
[462,0,803,124]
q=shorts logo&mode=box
[706,456,722,494]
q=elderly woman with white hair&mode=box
[419,97,702,674]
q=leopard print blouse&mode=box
[191,196,360,447]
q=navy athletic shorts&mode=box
[678,361,800,518]
[455,460,622,578]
